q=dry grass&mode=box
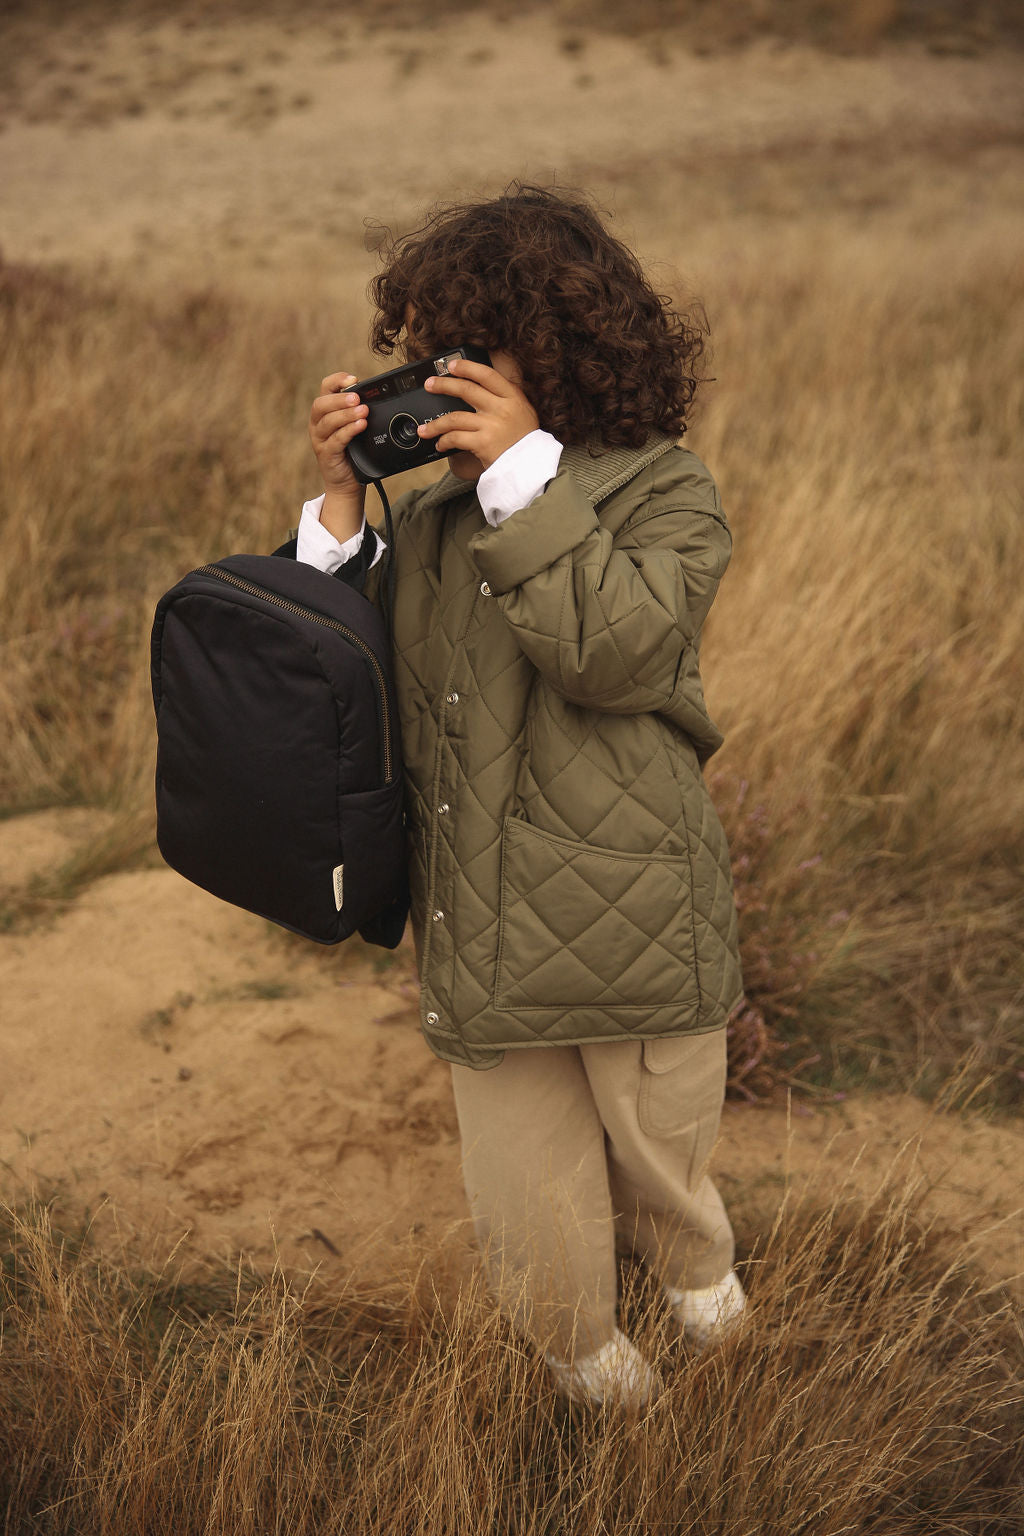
[695,220,1024,1100]
[0,268,367,813]
[0,184,1022,1099]
[1,1174,1021,1535]
[3,0,1022,54]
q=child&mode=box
[297,185,745,1409]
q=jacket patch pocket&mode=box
[494,818,698,1012]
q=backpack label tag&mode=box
[332,864,344,911]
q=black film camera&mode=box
[347,344,492,484]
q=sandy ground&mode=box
[1,810,1021,1291]
[1,15,1022,282]
[1,17,1022,1288]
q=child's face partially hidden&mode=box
[404,303,525,481]
[446,346,524,481]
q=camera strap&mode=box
[372,479,397,652]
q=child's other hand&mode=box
[419,357,540,472]
[309,372,369,499]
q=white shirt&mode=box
[295,429,563,575]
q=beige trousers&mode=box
[450,1030,733,1359]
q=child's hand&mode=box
[418,358,540,472]
[309,372,369,499]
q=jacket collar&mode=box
[563,431,678,504]
[406,431,678,517]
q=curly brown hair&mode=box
[367,184,709,450]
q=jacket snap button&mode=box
[425,1011,439,1026]
[432,909,445,923]
[446,691,459,706]
[480,581,492,596]
[437,802,450,815]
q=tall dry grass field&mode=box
[1,11,1023,1529]
[696,219,1024,1098]
[1,205,1020,1097]
[1,1178,1021,1535]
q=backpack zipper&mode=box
[195,564,395,785]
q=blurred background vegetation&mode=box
[4,0,1024,51]
[1,8,1022,1530]
[0,0,1021,1108]
[3,217,1020,1101]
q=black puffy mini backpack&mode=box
[150,543,408,948]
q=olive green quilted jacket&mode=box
[373,432,743,1069]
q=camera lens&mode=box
[388,412,421,451]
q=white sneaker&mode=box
[665,1268,746,1346]
[545,1328,663,1410]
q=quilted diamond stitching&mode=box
[384,454,741,1061]
[494,824,697,1012]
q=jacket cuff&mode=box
[468,469,598,594]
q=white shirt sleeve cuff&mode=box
[295,494,385,574]
[477,430,564,528]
